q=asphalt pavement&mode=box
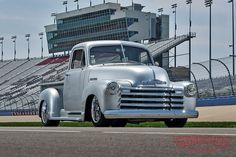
[0,127,235,157]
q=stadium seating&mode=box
[147,34,194,58]
[0,60,27,78]
[0,56,69,114]
[0,61,12,69]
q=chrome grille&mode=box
[120,87,184,110]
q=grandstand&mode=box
[148,33,196,59]
[0,34,195,115]
[0,56,69,116]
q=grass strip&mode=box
[0,122,236,128]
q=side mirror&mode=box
[155,62,159,67]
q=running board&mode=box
[50,117,83,121]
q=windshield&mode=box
[89,45,153,65]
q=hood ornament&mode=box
[141,79,167,86]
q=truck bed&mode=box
[40,81,64,92]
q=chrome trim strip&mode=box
[121,92,170,96]
[121,98,170,102]
[122,87,183,91]
[120,103,170,108]
[170,104,184,108]
[104,110,199,119]
[122,87,173,91]
[50,117,82,121]
[171,93,184,97]
[170,98,184,102]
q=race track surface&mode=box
[0,127,235,157]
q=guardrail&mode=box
[197,96,236,107]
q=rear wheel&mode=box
[91,96,110,127]
[164,118,187,128]
[40,101,60,127]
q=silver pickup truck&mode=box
[39,40,198,127]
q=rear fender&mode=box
[39,88,63,119]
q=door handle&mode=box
[66,74,71,77]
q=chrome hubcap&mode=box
[41,102,48,124]
[91,97,101,123]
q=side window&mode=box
[71,49,85,69]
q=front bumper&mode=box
[104,109,199,119]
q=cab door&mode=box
[63,48,86,112]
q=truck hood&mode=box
[88,65,170,87]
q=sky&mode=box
[0,0,234,66]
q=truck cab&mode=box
[39,40,198,127]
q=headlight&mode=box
[106,82,120,95]
[184,84,197,97]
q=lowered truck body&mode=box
[39,40,198,127]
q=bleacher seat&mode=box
[37,56,69,66]
[0,56,70,113]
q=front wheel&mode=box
[40,101,60,127]
[164,118,187,128]
[91,96,110,127]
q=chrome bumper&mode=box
[104,109,199,119]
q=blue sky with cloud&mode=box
[0,0,234,66]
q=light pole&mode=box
[39,32,44,59]
[11,36,17,61]
[25,34,30,60]
[0,37,3,62]
[186,0,192,80]
[103,0,105,4]
[158,8,163,16]
[63,1,68,12]
[228,0,235,76]
[205,0,213,76]
[74,0,79,9]
[158,8,163,41]
[51,13,57,24]
[172,3,177,67]
[90,0,92,7]
[132,0,134,10]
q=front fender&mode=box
[39,88,63,119]
[82,80,109,113]
[171,81,197,110]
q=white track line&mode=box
[0,129,80,133]
[103,131,236,136]
[0,129,235,136]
